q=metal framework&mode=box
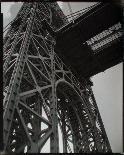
[3,2,112,153]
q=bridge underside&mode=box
[55,3,123,79]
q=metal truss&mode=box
[3,2,112,153]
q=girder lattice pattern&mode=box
[3,2,111,153]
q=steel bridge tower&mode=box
[3,2,112,153]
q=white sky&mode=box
[1,2,15,18]
[2,2,123,153]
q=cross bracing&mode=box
[3,2,112,153]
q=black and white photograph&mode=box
[1,1,123,153]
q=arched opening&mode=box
[56,80,96,153]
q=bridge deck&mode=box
[55,3,123,79]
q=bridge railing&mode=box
[86,22,123,54]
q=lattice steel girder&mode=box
[3,2,112,153]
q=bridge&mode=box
[3,2,123,153]
[54,3,123,79]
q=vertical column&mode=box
[50,39,59,153]
[85,81,112,152]
[62,114,67,153]
[32,98,42,144]
[3,5,30,74]
[90,87,112,152]
[3,3,37,151]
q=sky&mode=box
[1,2,123,153]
